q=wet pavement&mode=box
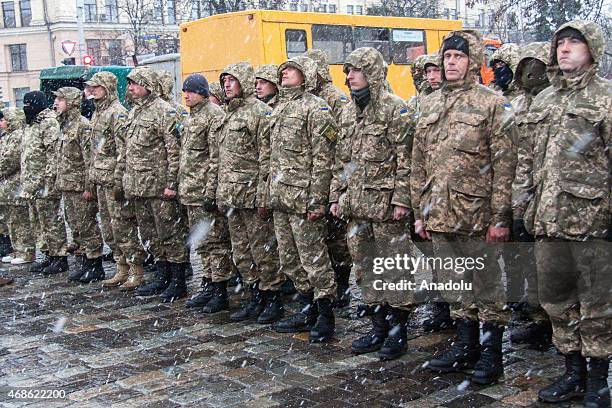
[0,255,604,407]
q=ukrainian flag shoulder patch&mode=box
[399,107,409,117]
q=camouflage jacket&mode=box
[268,56,337,214]
[0,108,26,205]
[411,30,517,234]
[513,21,611,240]
[212,62,272,209]
[331,47,414,222]
[178,99,225,206]
[87,72,129,188]
[21,109,62,198]
[55,92,93,192]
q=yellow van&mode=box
[180,10,461,99]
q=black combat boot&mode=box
[0,234,13,257]
[427,319,481,372]
[142,252,156,272]
[257,290,284,324]
[379,307,410,360]
[356,303,373,318]
[68,255,86,281]
[274,292,317,333]
[281,278,297,295]
[471,322,505,384]
[584,358,610,408]
[30,251,51,274]
[230,282,264,322]
[228,272,242,288]
[310,298,335,343]
[41,256,69,275]
[102,251,115,263]
[538,352,587,402]
[352,304,389,354]
[186,277,214,308]
[201,280,229,313]
[184,262,193,280]
[135,260,171,296]
[79,257,105,283]
[159,263,188,303]
[423,302,454,332]
[509,320,552,350]
[334,265,352,308]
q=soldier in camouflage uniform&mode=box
[21,91,69,275]
[329,47,415,359]
[255,64,279,107]
[406,54,440,115]
[84,71,147,290]
[118,66,189,302]
[178,73,234,309]
[268,56,338,342]
[207,62,284,321]
[506,42,553,348]
[411,30,517,384]
[0,108,35,264]
[303,49,353,308]
[513,21,610,406]
[489,43,521,103]
[53,87,105,282]
[208,83,225,106]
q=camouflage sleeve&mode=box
[489,99,517,228]
[389,102,414,209]
[113,112,128,190]
[255,108,272,208]
[410,116,427,219]
[0,132,21,179]
[511,116,534,219]
[162,108,181,191]
[329,105,353,202]
[307,104,337,211]
[204,114,223,200]
[41,117,61,189]
[80,120,94,190]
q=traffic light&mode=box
[82,55,94,65]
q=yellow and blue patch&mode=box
[399,107,409,117]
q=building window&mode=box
[346,5,353,14]
[355,5,363,14]
[105,0,117,22]
[328,4,336,13]
[83,0,97,22]
[2,1,16,28]
[154,0,163,23]
[9,44,27,71]
[299,3,307,11]
[19,0,30,26]
[14,87,29,108]
[86,39,101,64]
[289,2,297,11]
[157,38,178,54]
[167,0,176,24]
[107,39,123,65]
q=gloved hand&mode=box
[512,219,533,242]
[113,187,125,202]
[202,197,217,212]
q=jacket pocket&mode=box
[557,180,608,237]
[449,183,489,232]
[451,112,487,154]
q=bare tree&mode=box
[367,0,439,18]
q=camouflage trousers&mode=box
[431,232,510,325]
[96,186,146,266]
[325,215,352,272]
[63,192,103,259]
[29,198,67,256]
[186,205,233,283]
[132,197,188,264]
[4,205,35,260]
[347,219,415,309]
[535,238,611,359]
[227,208,283,291]
[273,211,336,300]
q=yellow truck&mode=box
[180,10,461,99]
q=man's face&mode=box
[53,97,68,114]
[443,50,469,82]
[280,66,304,87]
[86,85,107,100]
[346,67,368,91]
[127,81,150,99]
[0,118,7,130]
[183,91,205,108]
[223,75,242,99]
[255,78,278,100]
[556,37,592,73]
[425,65,442,89]
[209,95,222,106]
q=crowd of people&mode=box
[0,19,609,407]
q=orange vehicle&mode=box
[481,37,502,85]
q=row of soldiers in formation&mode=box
[0,19,609,407]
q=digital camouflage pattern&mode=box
[0,108,27,206]
[333,47,413,222]
[53,87,103,259]
[255,64,280,108]
[511,42,551,115]
[514,20,610,240]
[490,43,520,73]
[156,70,189,124]
[411,29,517,235]
[86,71,145,266]
[410,54,428,94]
[208,82,225,104]
[406,53,438,112]
[268,55,337,300]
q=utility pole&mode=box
[76,0,86,64]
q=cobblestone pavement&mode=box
[0,255,607,408]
